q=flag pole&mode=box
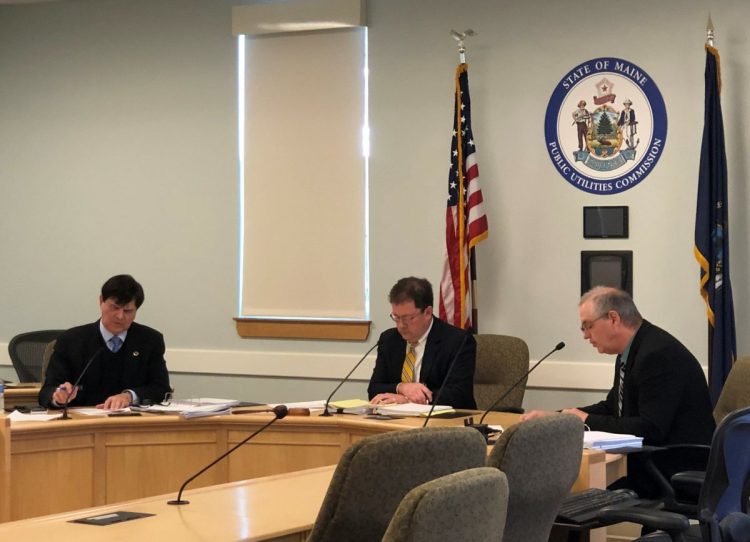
[704,16,714,377]
[450,29,478,333]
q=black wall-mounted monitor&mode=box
[583,206,629,238]
[581,250,633,296]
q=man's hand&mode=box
[396,383,432,404]
[561,407,589,422]
[98,392,132,410]
[52,382,77,405]
[371,393,408,405]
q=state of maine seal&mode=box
[544,57,667,194]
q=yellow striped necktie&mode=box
[401,344,417,383]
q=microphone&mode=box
[168,404,288,505]
[58,345,107,421]
[464,341,565,437]
[422,333,469,427]
[320,341,380,417]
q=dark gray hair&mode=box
[580,286,642,327]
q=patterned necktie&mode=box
[109,336,123,353]
[401,344,417,383]
[617,354,625,416]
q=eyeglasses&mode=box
[580,314,609,332]
[390,310,424,324]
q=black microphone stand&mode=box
[422,333,469,427]
[320,341,379,417]
[168,405,288,505]
[58,346,107,421]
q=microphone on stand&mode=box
[168,404,289,505]
[422,333,469,427]
[57,345,107,421]
[464,341,565,438]
[320,341,380,417]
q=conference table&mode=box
[0,407,617,539]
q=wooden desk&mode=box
[4,385,41,408]
[0,410,608,524]
[0,464,335,541]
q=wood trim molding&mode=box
[234,318,371,341]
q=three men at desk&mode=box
[523,286,715,497]
[39,274,171,410]
[368,277,477,410]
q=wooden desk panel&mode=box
[4,411,607,524]
[4,386,41,408]
[0,418,9,523]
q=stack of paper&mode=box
[583,431,643,450]
[133,397,239,418]
[375,403,454,417]
[327,399,373,414]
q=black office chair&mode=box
[629,360,750,518]
[598,406,750,542]
[7,330,65,382]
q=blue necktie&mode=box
[109,336,123,353]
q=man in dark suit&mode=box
[367,277,476,410]
[523,286,715,497]
[39,274,171,410]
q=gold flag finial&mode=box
[450,29,476,64]
[706,14,714,47]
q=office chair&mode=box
[382,467,508,542]
[41,340,56,382]
[487,413,584,542]
[635,359,750,516]
[713,358,750,425]
[306,427,488,542]
[598,405,750,542]
[7,330,65,382]
[474,334,529,413]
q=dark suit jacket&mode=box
[39,320,171,408]
[367,317,476,409]
[580,319,715,496]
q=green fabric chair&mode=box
[474,334,530,412]
[713,357,750,425]
[307,427,488,542]
[487,413,584,542]
[382,467,508,542]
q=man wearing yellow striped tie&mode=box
[368,277,476,410]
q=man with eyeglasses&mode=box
[367,276,476,409]
[39,274,171,410]
[522,286,714,497]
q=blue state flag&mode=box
[694,44,736,405]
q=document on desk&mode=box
[583,431,643,450]
[7,410,62,423]
[375,403,455,417]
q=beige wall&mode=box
[1,0,747,410]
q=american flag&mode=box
[439,63,488,330]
